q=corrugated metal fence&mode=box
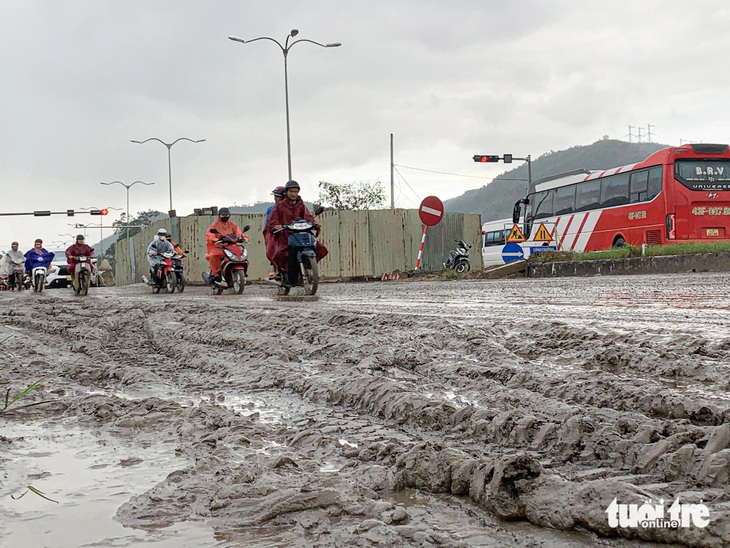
[113,209,482,285]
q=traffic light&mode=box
[90,208,109,215]
[503,154,513,163]
[473,155,500,163]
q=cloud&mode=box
[1,0,730,249]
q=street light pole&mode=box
[130,137,205,214]
[79,206,123,256]
[99,181,155,241]
[228,30,341,181]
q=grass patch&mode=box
[0,336,53,415]
[530,241,730,263]
[441,269,462,280]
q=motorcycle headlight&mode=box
[224,248,237,260]
[241,248,248,260]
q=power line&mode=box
[392,165,421,207]
[394,163,526,182]
[394,163,493,179]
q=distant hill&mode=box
[445,139,668,222]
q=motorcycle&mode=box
[202,225,250,296]
[268,210,323,296]
[145,251,176,294]
[172,252,187,293]
[8,258,26,291]
[443,240,471,273]
[70,255,93,296]
[31,265,48,293]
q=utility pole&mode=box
[636,127,644,143]
[390,133,394,209]
[646,124,655,143]
[627,125,635,143]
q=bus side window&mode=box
[600,172,630,208]
[553,184,576,215]
[484,230,504,247]
[575,179,601,212]
[647,166,662,199]
[630,170,649,203]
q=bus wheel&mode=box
[613,237,626,247]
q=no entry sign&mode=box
[419,196,444,226]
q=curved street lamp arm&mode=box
[130,137,206,148]
[290,38,341,49]
[235,35,285,52]
[100,180,155,189]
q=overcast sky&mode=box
[2,0,730,252]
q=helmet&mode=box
[34,238,43,244]
[76,234,85,241]
[272,186,286,196]
[218,207,231,216]
[157,228,168,236]
[284,180,300,191]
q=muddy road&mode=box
[1,273,730,547]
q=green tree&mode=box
[112,210,162,241]
[317,181,386,210]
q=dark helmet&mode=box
[284,180,300,191]
[76,234,85,241]
[272,186,286,197]
[34,238,43,244]
[218,207,231,216]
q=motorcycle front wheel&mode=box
[34,273,44,293]
[165,272,176,294]
[455,260,471,274]
[175,272,185,293]
[302,257,319,296]
[232,270,246,294]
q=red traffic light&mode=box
[99,208,109,215]
[473,155,500,163]
[90,208,109,215]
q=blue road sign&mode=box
[501,242,524,263]
[529,245,557,255]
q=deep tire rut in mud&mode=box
[2,273,730,547]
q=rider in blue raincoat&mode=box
[24,239,55,272]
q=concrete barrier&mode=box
[528,252,730,278]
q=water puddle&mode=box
[0,418,216,547]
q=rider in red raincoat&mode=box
[266,180,328,273]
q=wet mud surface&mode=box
[1,273,730,547]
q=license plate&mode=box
[706,228,720,237]
[66,275,73,280]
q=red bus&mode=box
[512,143,730,251]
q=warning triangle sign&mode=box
[533,223,553,243]
[506,224,525,243]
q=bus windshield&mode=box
[675,160,730,190]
